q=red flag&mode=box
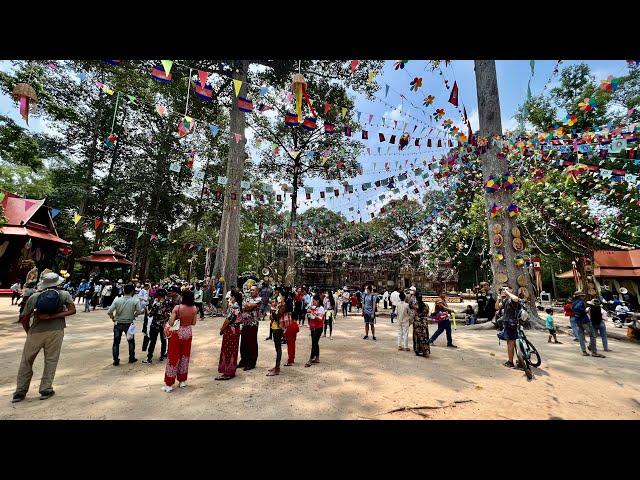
[94,218,103,230]
[350,60,359,73]
[463,105,468,122]
[448,81,459,107]
[198,70,209,88]
[324,102,331,115]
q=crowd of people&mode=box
[10,269,640,402]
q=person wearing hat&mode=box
[12,273,77,402]
[572,291,605,357]
[615,300,630,323]
[587,299,610,352]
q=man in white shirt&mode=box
[616,302,630,322]
[383,290,390,309]
[341,288,350,317]
[389,288,401,323]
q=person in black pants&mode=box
[143,289,169,363]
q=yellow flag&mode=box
[107,223,115,233]
[233,79,242,97]
[103,86,114,95]
[341,107,347,118]
[321,156,328,165]
[161,60,173,77]
[368,70,376,85]
[73,214,82,225]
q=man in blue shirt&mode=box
[572,291,605,358]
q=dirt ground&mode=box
[1,296,639,420]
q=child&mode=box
[464,305,477,325]
[546,308,561,344]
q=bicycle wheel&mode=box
[526,339,541,367]
[516,347,525,370]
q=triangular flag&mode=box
[107,223,115,233]
[233,79,243,97]
[73,214,82,225]
[324,102,331,115]
[530,60,535,76]
[341,107,348,118]
[137,230,144,239]
[368,70,376,85]
[350,60,359,73]
[209,124,219,136]
[126,95,137,104]
[50,208,60,218]
[385,84,390,97]
[24,200,36,211]
[448,81,459,107]
[160,60,173,77]
[156,104,167,116]
[94,219,103,230]
[198,70,209,87]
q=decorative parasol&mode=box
[12,83,38,124]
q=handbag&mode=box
[171,305,182,331]
[126,322,136,340]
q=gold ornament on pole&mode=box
[291,71,307,122]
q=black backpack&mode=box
[35,289,62,314]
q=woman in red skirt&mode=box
[162,290,198,392]
[216,291,244,380]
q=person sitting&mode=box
[464,305,477,325]
[616,302,630,322]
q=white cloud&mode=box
[382,103,405,122]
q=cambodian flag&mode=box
[285,112,299,127]
[195,83,213,101]
[302,117,317,131]
[237,97,254,113]
[151,65,172,83]
[324,122,335,134]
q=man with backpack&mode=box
[12,273,76,403]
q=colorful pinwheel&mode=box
[433,108,445,120]
[502,173,516,190]
[442,118,453,128]
[423,94,435,106]
[409,77,423,91]
[578,97,597,112]
[484,176,500,193]
[394,60,408,70]
[507,203,520,218]
[490,203,504,218]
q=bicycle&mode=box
[514,308,541,380]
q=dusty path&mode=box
[1,297,638,419]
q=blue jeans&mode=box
[594,322,608,350]
[570,317,578,339]
[429,319,453,346]
[575,320,597,353]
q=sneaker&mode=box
[591,352,605,358]
[178,381,187,388]
[39,390,55,400]
[11,393,26,403]
[129,358,138,364]
[447,344,458,348]
[113,359,120,366]
[503,361,515,368]
[363,335,368,340]
[142,359,152,364]
[372,336,377,341]
[161,385,175,393]
[159,355,166,361]
[582,351,590,356]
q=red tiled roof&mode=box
[76,248,133,266]
[0,226,71,245]
[1,192,44,226]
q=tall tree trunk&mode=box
[213,60,249,301]
[474,60,542,327]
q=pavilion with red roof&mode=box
[0,190,70,289]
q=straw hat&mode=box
[619,287,628,294]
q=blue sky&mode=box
[1,59,630,222]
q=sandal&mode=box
[266,368,280,376]
[215,375,232,381]
[304,362,312,367]
[503,361,515,368]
